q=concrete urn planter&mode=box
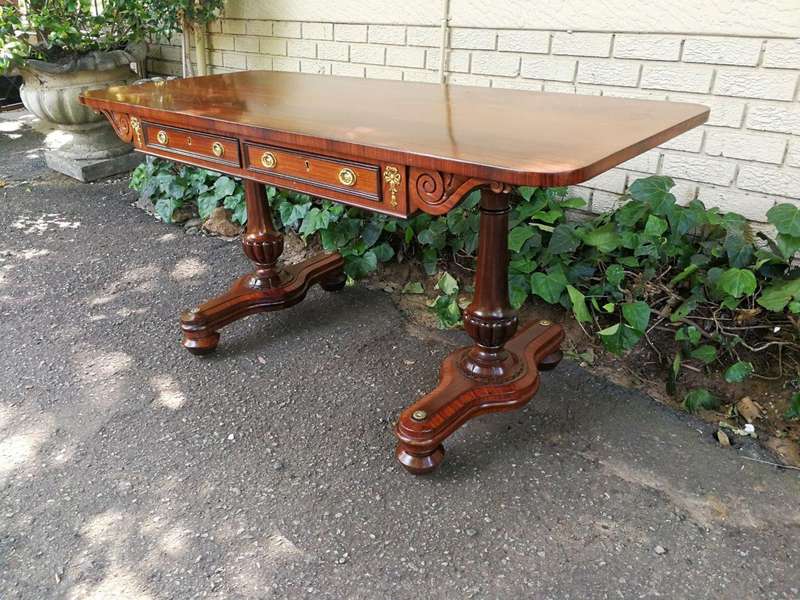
[17,42,147,181]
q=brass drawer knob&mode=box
[261,151,276,169]
[211,142,225,157]
[338,167,357,187]
[156,130,169,145]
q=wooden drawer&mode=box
[243,143,381,203]
[142,123,240,167]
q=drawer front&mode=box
[143,123,240,167]
[243,143,380,202]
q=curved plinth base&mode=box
[395,320,564,474]
[181,252,345,354]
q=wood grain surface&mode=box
[81,70,709,187]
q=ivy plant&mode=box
[131,159,800,406]
[130,157,246,225]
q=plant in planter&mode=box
[145,0,227,77]
[0,1,174,180]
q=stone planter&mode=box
[17,42,147,181]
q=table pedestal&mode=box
[180,180,346,354]
[395,185,564,473]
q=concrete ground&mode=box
[1,111,799,600]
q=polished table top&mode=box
[81,70,709,187]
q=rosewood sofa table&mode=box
[80,71,708,474]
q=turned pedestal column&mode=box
[395,184,564,474]
[180,180,346,354]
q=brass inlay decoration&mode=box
[338,167,357,187]
[383,166,401,207]
[129,116,142,146]
[260,152,276,169]
[211,141,225,157]
[157,130,169,145]
[411,410,427,422]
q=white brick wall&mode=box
[149,7,800,222]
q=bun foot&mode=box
[182,331,220,355]
[396,443,445,475]
[319,269,347,292]
[538,350,563,371]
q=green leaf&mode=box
[435,272,459,296]
[689,345,717,364]
[671,295,699,322]
[757,278,800,312]
[767,203,800,237]
[402,281,424,294]
[566,285,592,323]
[509,273,530,309]
[532,208,563,224]
[643,215,668,237]
[581,223,621,253]
[215,175,236,196]
[675,325,701,346]
[668,264,698,286]
[530,271,567,304]
[299,207,332,238]
[372,242,395,262]
[197,191,220,220]
[683,388,719,413]
[223,191,246,225]
[428,295,462,329]
[344,250,377,279]
[622,301,651,333]
[718,268,757,298]
[559,197,587,209]
[605,264,625,287]
[508,226,536,252]
[509,257,538,274]
[667,352,681,396]
[724,361,754,383]
[154,196,181,223]
[421,247,438,275]
[786,392,800,420]
[597,322,642,354]
[776,234,800,261]
[517,186,537,201]
[548,224,580,254]
[724,231,754,268]
[361,221,383,248]
[278,201,310,229]
[627,176,676,215]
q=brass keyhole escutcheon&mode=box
[260,152,276,169]
[157,130,168,145]
[186,136,192,147]
[338,167,357,187]
[304,160,311,172]
[211,142,225,157]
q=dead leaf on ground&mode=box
[734,308,762,324]
[765,436,800,468]
[716,429,731,447]
[0,178,6,188]
[736,396,762,423]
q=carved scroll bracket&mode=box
[408,168,511,215]
[99,110,139,146]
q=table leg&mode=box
[180,179,346,354]
[395,184,565,474]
